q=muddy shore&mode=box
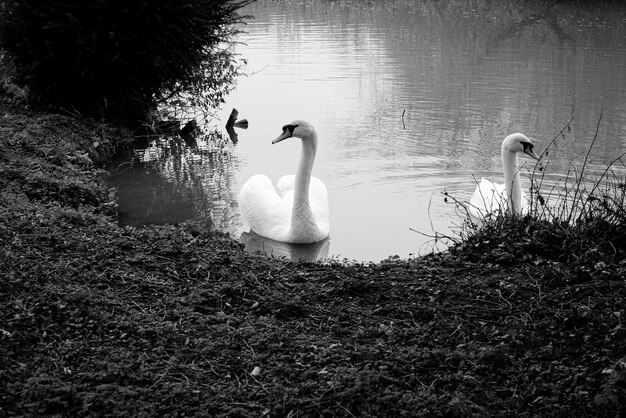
[1,97,624,416]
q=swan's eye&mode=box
[521,141,533,152]
[282,124,298,136]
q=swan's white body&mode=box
[238,121,330,244]
[469,133,539,223]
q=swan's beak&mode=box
[524,148,540,161]
[272,130,292,144]
[522,142,540,161]
[273,124,298,144]
[523,143,543,170]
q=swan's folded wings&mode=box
[276,175,295,198]
[469,178,507,220]
[308,177,329,232]
[468,177,530,221]
[271,174,329,234]
[238,174,291,240]
[276,175,328,211]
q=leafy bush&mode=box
[0,0,251,123]
[0,50,27,100]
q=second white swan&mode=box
[469,133,540,223]
[238,120,329,244]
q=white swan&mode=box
[238,120,329,243]
[469,133,540,222]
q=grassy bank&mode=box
[1,97,625,417]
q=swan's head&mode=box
[272,120,317,145]
[502,133,540,161]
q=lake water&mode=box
[108,0,626,262]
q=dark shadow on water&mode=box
[107,165,196,226]
[240,231,330,262]
[105,129,239,232]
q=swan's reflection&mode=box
[239,231,330,262]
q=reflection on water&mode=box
[107,132,240,231]
[107,163,196,226]
[109,0,626,262]
[240,231,330,262]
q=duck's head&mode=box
[502,133,540,161]
[272,120,317,144]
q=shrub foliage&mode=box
[0,0,251,122]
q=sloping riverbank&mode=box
[1,97,624,416]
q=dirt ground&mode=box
[1,96,625,417]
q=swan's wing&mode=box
[276,175,328,227]
[520,189,530,214]
[238,174,290,240]
[277,174,329,238]
[309,176,330,234]
[276,175,295,198]
[468,177,507,221]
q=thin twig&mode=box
[568,111,602,223]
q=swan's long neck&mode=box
[502,147,523,215]
[290,134,318,236]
